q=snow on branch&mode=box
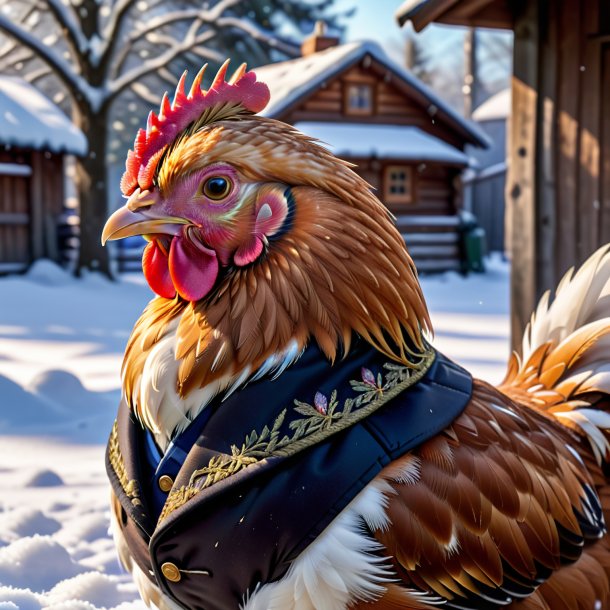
[45,0,87,56]
[0,14,98,107]
[215,16,299,56]
[109,21,223,99]
[98,0,135,68]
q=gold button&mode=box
[161,561,181,583]
[158,475,173,492]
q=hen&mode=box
[102,62,610,610]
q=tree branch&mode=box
[215,17,300,57]
[45,0,87,55]
[0,14,98,108]
[108,0,244,77]
[98,0,135,71]
[108,25,224,100]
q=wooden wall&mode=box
[280,60,468,218]
[0,148,64,271]
[507,0,610,347]
[343,158,458,216]
[284,60,468,151]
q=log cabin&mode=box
[254,26,490,272]
[0,76,86,273]
[397,0,610,344]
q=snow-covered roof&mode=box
[472,88,510,122]
[0,77,87,156]
[254,41,489,149]
[293,122,471,166]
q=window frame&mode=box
[383,164,414,205]
[343,82,375,116]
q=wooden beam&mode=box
[536,0,558,294]
[555,0,581,276]
[435,2,513,29]
[600,45,610,242]
[577,0,601,261]
[507,0,539,351]
[29,151,44,261]
[397,0,461,30]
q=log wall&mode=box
[0,148,65,271]
[507,0,610,346]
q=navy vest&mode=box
[107,341,472,610]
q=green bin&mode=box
[462,226,486,273]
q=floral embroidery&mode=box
[160,348,435,521]
[108,420,143,508]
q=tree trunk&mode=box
[73,101,113,278]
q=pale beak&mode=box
[101,188,189,245]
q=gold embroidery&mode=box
[160,348,435,521]
[108,420,143,507]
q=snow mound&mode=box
[56,513,109,547]
[80,548,123,575]
[24,469,65,488]
[0,508,61,539]
[0,587,41,610]
[27,370,110,415]
[0,536,85,591]
[25,260,73,287]
[0,375,65,429]
[46,602,97,610]
[47,572,133,608]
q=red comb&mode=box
[120,60,270,196]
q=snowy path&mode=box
[0,257,509,609]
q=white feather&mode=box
[241,479,397,610]
[523,244,610,361]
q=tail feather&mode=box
[500,245,610,465]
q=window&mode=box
[345,84,373,115]
[383,165,413,204]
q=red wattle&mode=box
[169,235,219,301]
[142,241,176,298]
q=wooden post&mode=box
[463,28,478,117]
[536,0,557,298]
[29,151,44,262]
[507,0,539,351]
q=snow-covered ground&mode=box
[0,255,510,609]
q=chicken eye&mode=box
[203,176,232,201]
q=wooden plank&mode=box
[408,244,460,257]
[0,162,32,177]
[403,232,460,244]
[577,0,601,260]
[536,0,558,293]
[340,71,378,85]
[507,0,539,350]
[376,91,410,106]
[395,214,462,227]
[601,44,610,242]
[413,259,461,273]
[376,103,424,117]
[308,89,342,102]
[556,0,581,274]
[29,152,43,261]
[302,99,342,113]
[0,212,29,225]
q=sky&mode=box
[333,0,463,64]
[330,0,513,113]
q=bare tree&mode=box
[0,0,339,276]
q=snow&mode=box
[254,40,489,148]
[294,121,471,165]
[472,88,511,123]
[0,77,87,156]
[0,255,509,608]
